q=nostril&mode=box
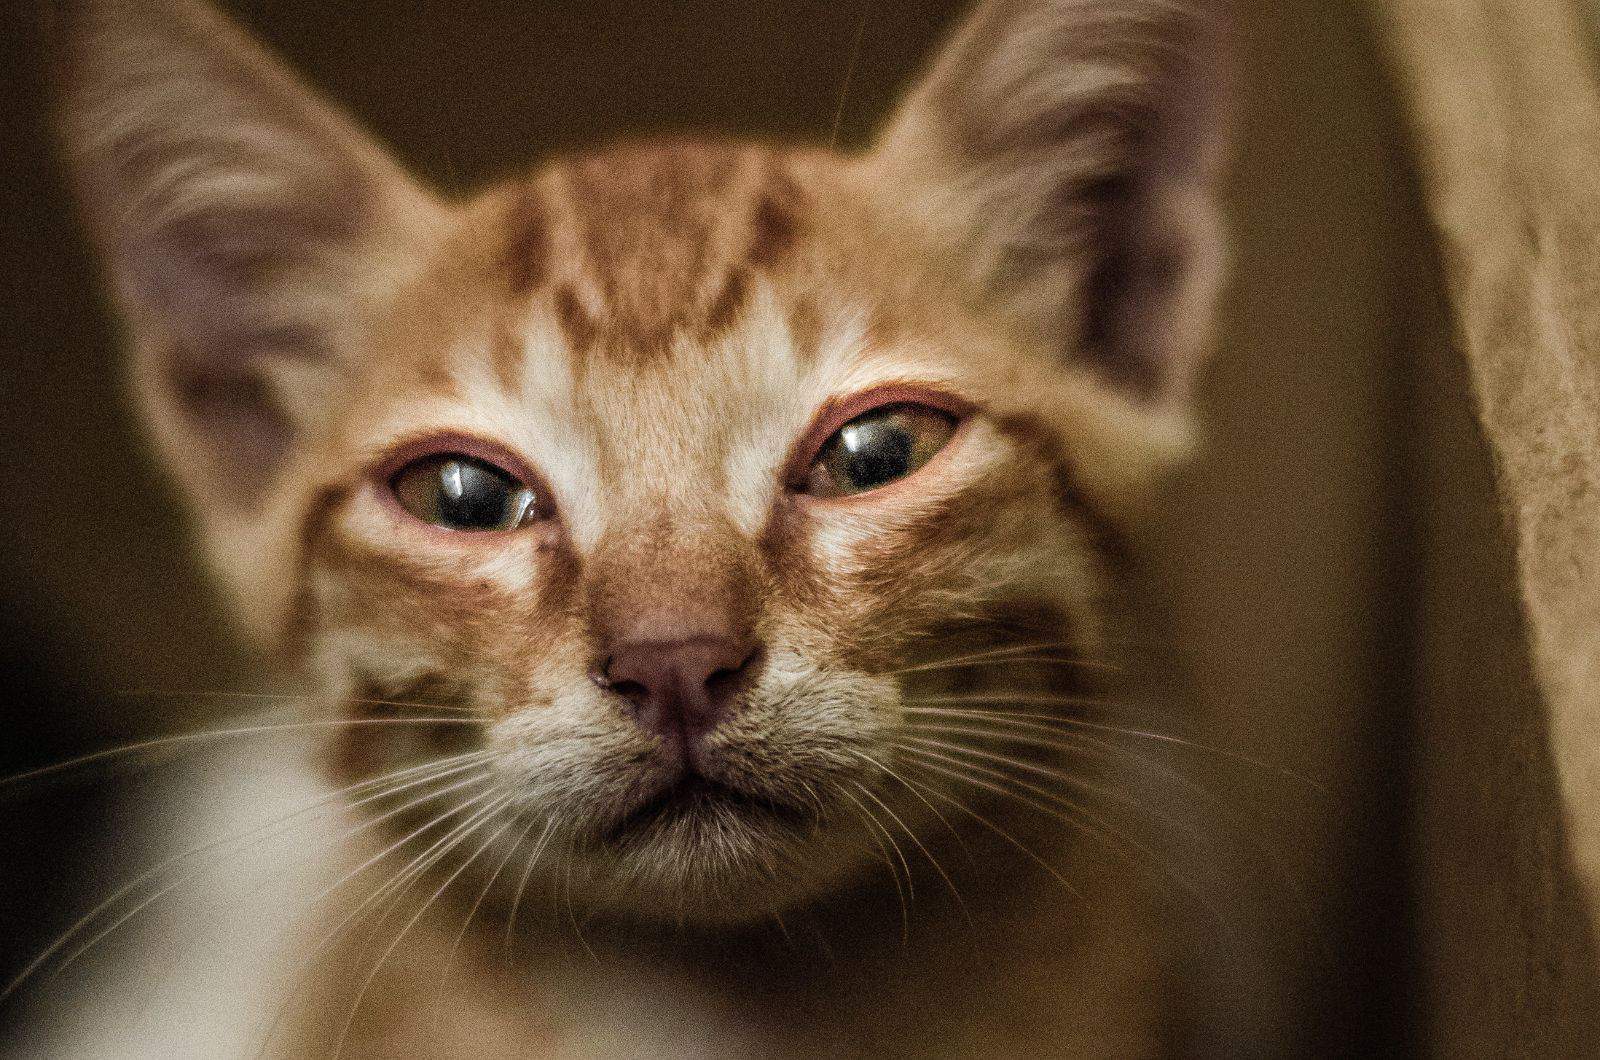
[704,644,760,703]
[609,677,650,706]
[593,656,651,709]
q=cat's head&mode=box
[56,0,1228,923]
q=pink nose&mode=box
[599,636,760,749]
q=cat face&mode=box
[292,143,1179,918]
[57,0,1227,922]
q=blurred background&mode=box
[2,0,1598,1054]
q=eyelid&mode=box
[369,431,545,493]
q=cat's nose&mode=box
[598,636,761,751]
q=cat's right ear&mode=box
[50,0,444,510]
[868,0,1232,407]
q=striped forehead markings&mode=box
[489,140,808,359]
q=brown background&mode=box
[2,0,1594,1053]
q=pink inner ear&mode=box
[90,169,374,505]
[57,0,436,511]
[873,0,1230,404]
[164,358,292,499]
[93,144,387,504]
[120,196,362,496]
[1076,174,1209,402]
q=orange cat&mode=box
[33,0,1229,1054]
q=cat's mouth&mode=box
[602,772,815,847]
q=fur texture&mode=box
[45,0,1229,1054]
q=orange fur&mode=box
[48,0,1229,1055]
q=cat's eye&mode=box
[390,454,541,532]
[801,403,959,498]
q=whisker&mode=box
[558,832,594,961]
[111,689,482,716]
[905,710,1288,840]
[898,740,1203,894]
[896,724,1225,849]
[136,761,487,1050]
[502,819,557,951]
[905,715,1106,747]
[903,705,1327,793]
[901,720,1104,761]
[903,717,1262,837]
[42,758,496,999]
[0,717,483,792]
[905,710,1321,927]
[346,791,513,962]
[768,907,794,947]
[899,733,1112,809]
[430,809,540,1037]
[330,696,479,716]
[850,749,970,858]
[315,774,504,914]
[0,750,493,1006]
[889,640,1121,679]
[251,783,507,1059]
[885,758,1087,904]
[851,776,970,926]
[837,786,910,944]
[906,695,1111,711]
[827,0,873,149]
[895,740,1246,943]
[900,720,1136,788]
[896,656,1120,680]
[847,784,915,903]
[896,740,1125,854]
[332,794,515,1060]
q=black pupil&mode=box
[835,419,915,491]
[434,459,515,529]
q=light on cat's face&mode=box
[384,395,961,531]
[290,151,1152,922]
[316,304,1084,923]
[369,393,966,853]
[55,0,1225,932]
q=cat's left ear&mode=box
[870,0,1232,404]
[50,0,445,511]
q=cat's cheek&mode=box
[310,490,585,632]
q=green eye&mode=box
[390,454,540,531]
[803,403,959,498]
